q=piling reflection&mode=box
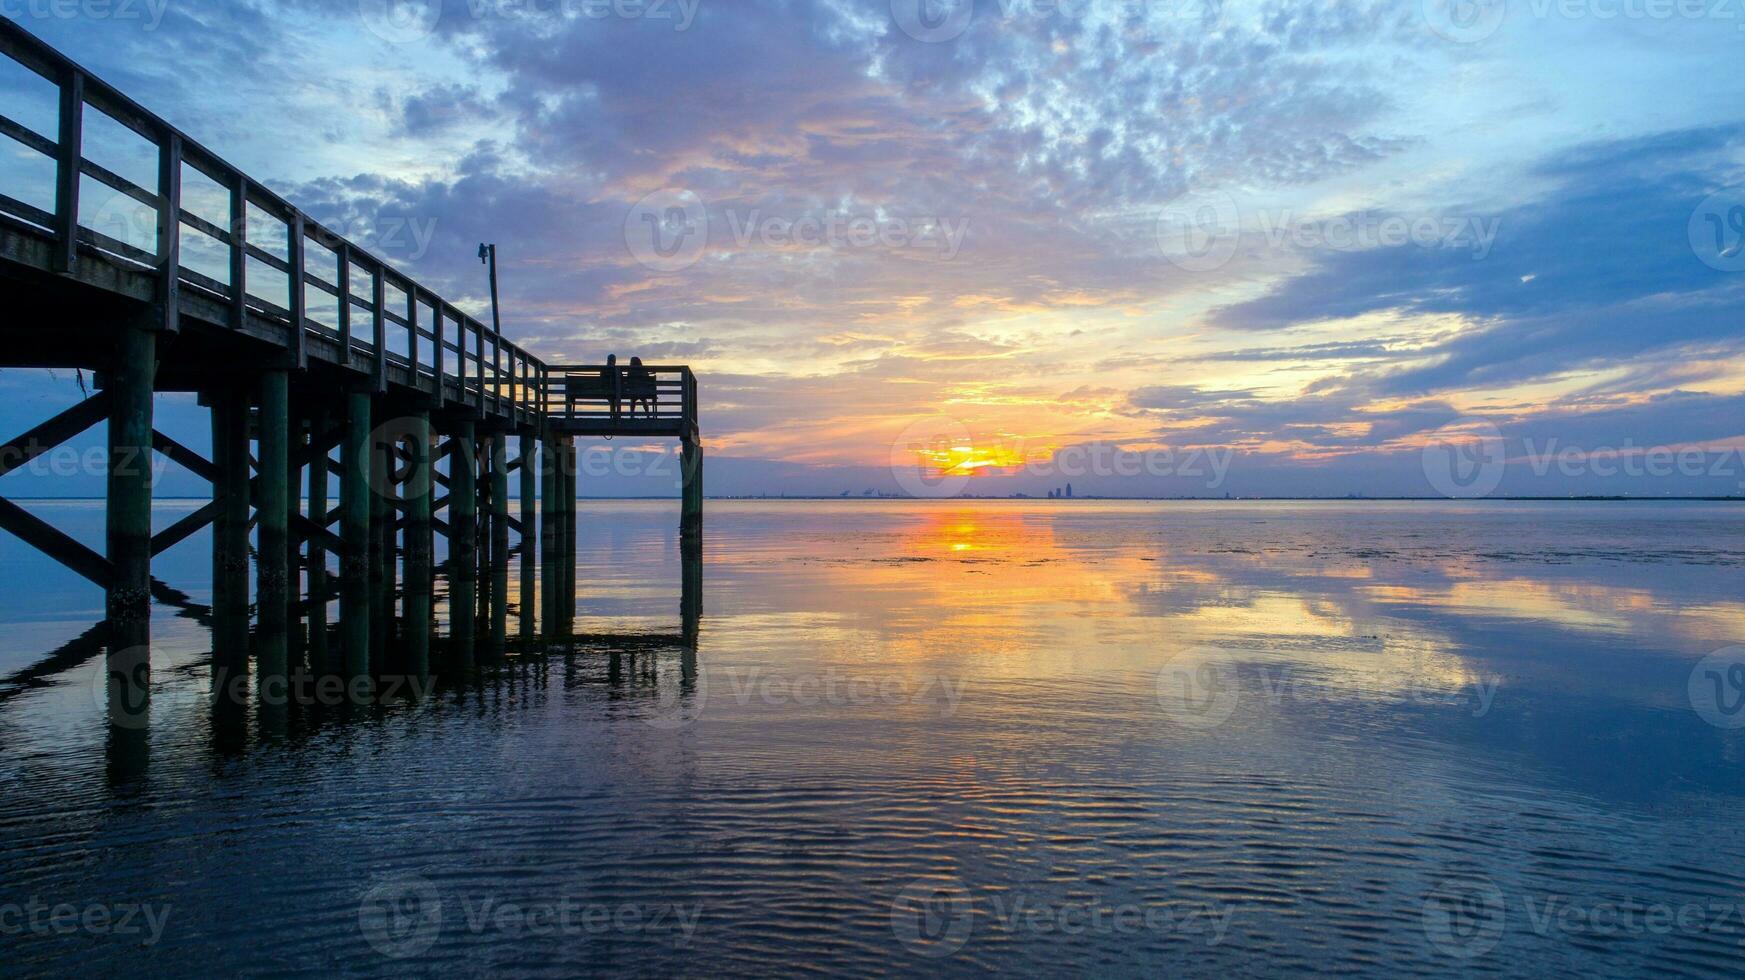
[104,533,709,764]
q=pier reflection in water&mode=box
[0,505,705,785]
[2,500,1744,977]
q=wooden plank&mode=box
[0,393,111,479]
[0,496,114,587]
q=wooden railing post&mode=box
[155,130,181,333]
[433,304,447,406]
[288,212,307,367]
[372,265,388,390]
[337,241,352,353]
[229,175,248,330]
[52,67,82,274]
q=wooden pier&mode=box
[0,21,703,722]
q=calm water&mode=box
[2,500,1744,976]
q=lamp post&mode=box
[478,243,502,338]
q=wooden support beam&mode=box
[290,513,344,558]
[151,500,218,557]
[0,393,111,480]
[0,495,114,586]
[151,429,218,483]
[230,174,248,330]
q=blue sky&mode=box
[2,0,1744,497]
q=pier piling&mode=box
[404,413,434,679]
[449,420,478,666]
[340,392,372,686]
[257,370,291,683]
[519,431,537,639]
[105,322,155,730]
[211,389,251,660]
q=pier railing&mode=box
[0,18,551,426]
[539,365,698,437]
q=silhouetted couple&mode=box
[604,354,658,420]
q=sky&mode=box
[2,0,1745,497]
